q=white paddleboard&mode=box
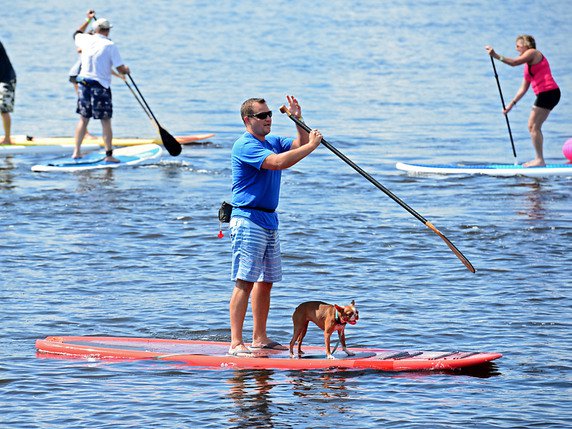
[396,161,572,177]
[31,144,162,172]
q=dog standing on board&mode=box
[289,300,359,359]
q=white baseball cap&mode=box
[94,18,112,30]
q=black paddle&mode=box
[490,56,517,164]
[280,105,476,273]
[124,79,153,121]
[126,74,181,156]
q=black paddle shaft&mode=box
[126,74,181,156]
[124,80,153,121]
[490,56,517,159]
[282,109,427,223]
[127,74,161,125]
[280,106,476,273]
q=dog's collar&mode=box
[335,310,347,325]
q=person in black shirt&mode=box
[0,41,16,145]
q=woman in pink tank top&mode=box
[486,35,561,167]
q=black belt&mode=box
[237,205,275,213]
[79,78,103,87]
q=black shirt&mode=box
[0,42,16,82]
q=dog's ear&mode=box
[351,300,355,306]
[334,304,345,313]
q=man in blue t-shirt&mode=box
[228,96,322,356]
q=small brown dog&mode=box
[289,300,359,359]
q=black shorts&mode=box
[535,88,561,111]
[76,79,113,120]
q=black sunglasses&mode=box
[249,111,273,120]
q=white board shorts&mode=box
[230,216,282,283]
[0,79,16,113]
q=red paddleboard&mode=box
[177,133,215,145]
[35,336,502,371]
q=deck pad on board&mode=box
[31,144,162,172]
[36,336,502,371]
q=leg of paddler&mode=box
[229,279,254,353]
[1,112,11,144]
[73,116,89,158]
[251,281,272,346]
[101,118,119,162]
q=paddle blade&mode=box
[425,222,476,273]
[159,126,182,156]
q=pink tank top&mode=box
[524,56,559,95]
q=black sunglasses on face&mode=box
[249,111,273,120]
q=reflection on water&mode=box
[227,369,275,428]
[452,362,502,378]
[515,180,545,220]
[290,370,351,400]
[74,169,116,192]
[0,156,15,190]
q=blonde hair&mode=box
[517,34,536,49]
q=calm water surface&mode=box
[2,1,571,428]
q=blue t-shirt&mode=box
[231,132,293,230]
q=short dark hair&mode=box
[240,98,266,123]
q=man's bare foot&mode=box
[85,132,97,139]
[105,156,120,163]
[523,159,546,167]
[72,152,82,159]
[1,138,11,145]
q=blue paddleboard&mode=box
[31,144,162,172]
